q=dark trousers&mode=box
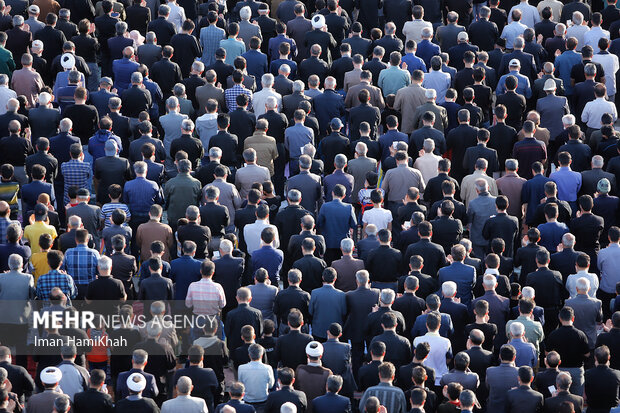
[129,215,149,257]
[351,340,365,378]
[0,323,28,368]
[324,248,342,266]
[543,307,560,337]
[597,289,616,321]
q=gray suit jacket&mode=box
[486,363,519,413]
[285,170,323,215]
[467,193,497,247]
[195,83,227,116]
[0,270,34,324]
[566,294,603,349]
[440,369,480,391]
[161,394,208,413]
[208,179,243,226]
[332,255,365,292]
[234,163,271,199]
[137,43,162,69]
[67,202,102,242]
[238,20,262,51]
[536,94,570,139]
[248,282,279,322]
[347,156,378,203]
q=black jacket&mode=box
[344,286,380,343]
[404,239,447,277]
[150,58,183,98]
[292,255,328,293]
[446,124,478,181]
[298,56,330,85]
[303,29,337,63]
[264,386,308,413]
[274,330,314,370]
[126,4,151,35]
[147,17,177,46]
[488,122,518,169]
[349,103,380,140]
[177,222,211,259]
[482,212,519,257]
[467,19,498,51]
[224,303,263,352]
[213,254,245,313]
[525,267,566,308]
[430,216,463,254]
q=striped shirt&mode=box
[359,382,407,413]
[100,202,131,228]
[185,278,226,316]
[0,217,18,244]
[36,269,78,304]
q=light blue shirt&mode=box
[378,65,411,96]
[550,166,582,202]
[554,50,582,95]
[284,123,314,160]
[598,243,620,293]
[200,25,226,66]
[508,3,541,28]
[220,37,246,65]
[237,360,274,402]
[497,70,532,98]
[422,70,452,104]
[501,21,527,49]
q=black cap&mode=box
[34,203,48,217]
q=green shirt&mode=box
[0,47,15,79]
[506,315,545,354]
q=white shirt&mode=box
[362,207,393,230]
[167,2,185,32]
[402,19,433,44]
[508,2,541,28]
[583,26,610,54]
[593,52,620,95]
[414,152,442,184]
[582,97,618,128]
[566,270,600,298]
[537,0,563,22]
[414,332,452,385]
[243,219,280,255]
[252,87,282,117]
[0,86,16,115]
[566,24,590,51]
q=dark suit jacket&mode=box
[176,221,211,259]
[264,386,308,413]
[147,17,176,46]
[463,144,499,176]
[126,4,151,35]
[224,303,263,352]
[498,50,537,80]
[370,330,411,367]
[468,19,499,51]
[404,239,447,277]
[213,254,244,313]
[274,330,314,370]
[505,385,544,413]
[312,392,352,413]
[344,286,380,343]
[73,388,115,413]
[430,216,463,254]
[545,391,583,413]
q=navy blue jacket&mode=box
[312,392,352,413]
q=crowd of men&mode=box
[0,0,619,412]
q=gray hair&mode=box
[205,185,220,200]
[562,233,576,248]
[584,63,597,77]
[505,159,518,171]
[146,321,163,338]
[340,238,354,253]
[556,372,572,390]
[98,256,112,271]
[562,114,575,126]
[166,96,179,109]
[480,6,491,18]
[287,189,301,202]
[131,72,143,84]
[365,224,377,236]
[334,154,347,169]
[134,161,147,175]
[176,376,192,394]
[423,138,435,153]
[576,277,590,292]
[68,215,82,228]
[177,158,191,173]
[8,254,22,271]
[0,74,7,86]
[181,119,194,132]
[279,64,291,74]
[116,21,128,35]
[442,281,457,297]
[281,402,297,413]
[240,5,251,20]
[60,118,73,132]
[266,96,277,109]
[355,270,369,284]
[192,60,204,73]
[380,288,395,304]
[248,343,264,360]
[324,76,337,89]
[173,83,186,97]
[219,239,233,254]
[186,205,199,221]
[513,37,524,49]
[475,178,488,193]
[482,274,496,288]
[132,349,148,364]
[209,147,222,158]
[355,141,367,155]
[109,97,122,110]
[592,155,604,168]
[292,80,304,92]
[572,11,583,24]
[145,31,157,43]
[510,322,525,337]
[6,98,18,112]
[261,73,274,87]
[302,143,316,157]
[522,286,536,299]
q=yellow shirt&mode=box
[24,221,57,254]
[31,251,50,284]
